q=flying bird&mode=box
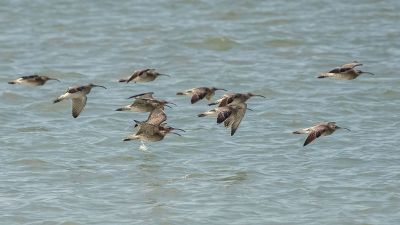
[118,69,169,83]
[53,83,106,118]
[115,92,176,112]
[292,121,350,146]
[208,92,265,107]
[176,87,227,104]
[198,102,247,136]
[123,108,184,142]
[8,75,60,86]
[318,61,374,80]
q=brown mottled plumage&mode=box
[118,69,170,83]
[53,83,106,118]
[293,122,350,146]
[8,75,60,86]
[123,108,184,142]
[176,87,227,104]
[198,102,247,136]
[318,61,374,80]
[208,92,265,107]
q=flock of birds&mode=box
[8,61,373,147]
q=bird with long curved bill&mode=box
[292,121,350,146]
[176,87,227,104]
[8,75,60,86]
[53,83,106,118]
[118,69,170,83]
[318,61,374,80]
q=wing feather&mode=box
[71,96,87,118]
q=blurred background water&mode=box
[1,0,400,224]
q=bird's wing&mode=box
[21,75,39,79]
[128,92,154,99]
[191,88,208,104]
[224,103,247,136]
[146,108,167,126]
[71,96,87,118]
[127,69,150,83]
[303,124,326,146]
[340,62,362,69]
[328,67,353,73]
[136,123,159,136]
[216,106,233,124]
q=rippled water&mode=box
[1,0,400,224]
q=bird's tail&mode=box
[53,98,63,104]
[318,73,335,78]
[176,92,184,95]
[123,134,140,141]
[208,102,217,106]
[292,130,307,134]
[115,106,130,111]
[118,78,128,82]
[8,81,16,84]
[198,110,217,117]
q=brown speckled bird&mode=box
[176,87,227,104]
[8,75,60,86]
[208,92,265,107]
[53,83,106,118]
[123,108,184,142]
[118,69,169,83]
[293,122,350,146]
[198,102,247,136]
[318,61,374,80]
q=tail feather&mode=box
[176,92,184,95]
[208,102,217,106]
[8,81,16,84]
[53,98,62,103]
[115,106,130,111]
[118,78,128,82]
[198,113,206,117]
[317,75,327,78]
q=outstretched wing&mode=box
[340,62,362,69]
[216,106,232,124]
[146,108,167,126]
[127,69,151,83]
[328,67,354,73]
[191,87,208,104]
[303,124,326,146]
[71,96,87,118]
[128,92,154,99]
[224,103,247,136]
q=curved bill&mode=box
[171,132,182,136]
[254,94,266,98]
[337,126,351,131]
[362,71,374,75]
[166,101,177,106]
[173,128,186,132]
[93,84,107,89]
[49,78,61,82]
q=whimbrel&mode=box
[124,108,184,142]
[118,69,169,83]
[198,102,247,136]
[8,75,60,86]
[176,87,227,104]
[53,83,106,118]
[292,122,350,146]
[318,61,374,80]
[116,92,176,112]
[209,92,265,107]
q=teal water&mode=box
[1,0,400,224]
